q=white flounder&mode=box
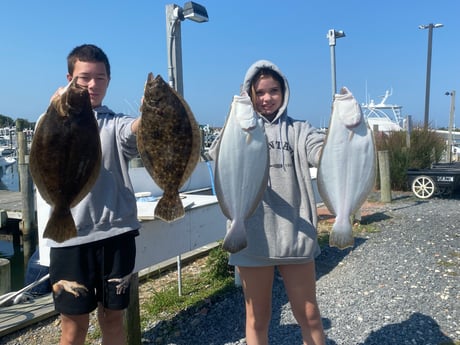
[214,93,269,253]
[317,87,376,249]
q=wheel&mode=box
[411,175,436,199]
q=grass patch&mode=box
[317,217,381,248]
[139,245,236,328]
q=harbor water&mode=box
[0,161,19,192]
[0,162,25,291]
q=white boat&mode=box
[361,90,404,132]
[0,156,16,177]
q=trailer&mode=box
[407,162,460,199]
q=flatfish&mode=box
[214,93,269,253]
[29,78,101,243]
[317,87,376,249]
[137,73,201,222]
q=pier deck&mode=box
[0,295,56,337]
[0,190,22,220]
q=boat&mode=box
[0,137,16,157]
[0,156,15,177]
[361,90,404,132]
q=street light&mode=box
[419,23,443,129]
[166,2,209,96]
[445,90,456,162]
[165,2,208,297]
[327,29,346,99]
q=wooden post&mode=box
[124,272,141,345]
[0,258,11,294]
[17,128,37,267]
[378,150,392,203]
[405,115,412,149]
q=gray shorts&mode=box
[49,230,138,315]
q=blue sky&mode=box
[1,0,459,128]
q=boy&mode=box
[45,44,141,345]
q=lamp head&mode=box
[182,2,209,23]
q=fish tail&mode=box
[329,217,354,249]
[222,219,247,253]
[155,192,185,222]
[43,206,77,243]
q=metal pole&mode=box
[165,4,184,96]
[420,23,443,130]
[166,4,184,296]
[330,44,336,99]
[423,25,434,130]
[447,91,456,163]
[327,29,345,100]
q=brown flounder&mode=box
[29,78,101,243]
[137,73,201,222]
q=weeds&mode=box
[140,244,235,328]
[373,127,445,190]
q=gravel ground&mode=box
[1,192,459,344]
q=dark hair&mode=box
[249,68,285,106]
[67,44,111,78]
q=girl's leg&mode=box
[278,262,325,345]
[237,265,275,345]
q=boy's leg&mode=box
[59,313,90,345]
[98,306,126,345]
[97,231,138,344]
[50,245,98,345]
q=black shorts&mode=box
[49,230,138,315]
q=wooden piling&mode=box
[0,258,11,294]
[378,150,392,203]
[124,272,141,345]
[16,128,37,267]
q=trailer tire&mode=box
[411,175,436,199]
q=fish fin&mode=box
[334,87,362,128]
[155,192,185,222]
[222,219,247,253]
[348,131,355,141]
[245,132,253,144]
[329,216,354,249]
[43,206,77,243]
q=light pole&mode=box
[166,2,209,96]
[445,90,456,162]
[419,23,443,129]
[327,29,345,99]
[165,2,208,296]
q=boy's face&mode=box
[67,60,110,108]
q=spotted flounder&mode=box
[137,73,201,222]
[317,87,376,249]
[29,78,101,243]
[214,93,269,253]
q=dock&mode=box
[0,188,225,338]
[0,245,219,338]
[0,189,44,338]
[0,190,22,220]
[0,295,56,337]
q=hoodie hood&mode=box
[242,60,290,123]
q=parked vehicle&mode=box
[407,162,460,199]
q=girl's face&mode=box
[253,75,283,121]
